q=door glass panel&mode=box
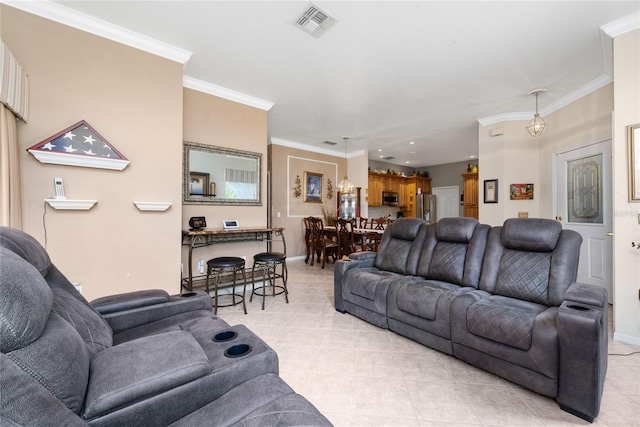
[566,154,603,224]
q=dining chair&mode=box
[372,217,387,230]
[303,216,314,264]
[336,218,357,260]
[358,217,370,229]
[308,217,338,269]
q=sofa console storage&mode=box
[335,217,608,422]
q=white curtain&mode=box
[0,103,22,228]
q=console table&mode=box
[181,227,285,292]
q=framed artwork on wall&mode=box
[510,183,534,200]
[304,171,323,203]
[189,171,209,196]
[629,123,640,202]
[484,179,498,203]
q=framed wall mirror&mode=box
[183,141,262,206]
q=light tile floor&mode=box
[217,259,640,426]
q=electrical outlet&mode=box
[518,212,529,218]
[198,259,204,274]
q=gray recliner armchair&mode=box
[0,226,332,426]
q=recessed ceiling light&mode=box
[409,141,415,145]
[379,155,384,158]
[377,149,382,152]
[405,161,410,164]
[470,155,475,158]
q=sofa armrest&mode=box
[334,256,376,312]
[91,289,171,314]
[563,282,607,308]
[349,251,377,261]
[556,282,608,422]
[99,291,213,334]
[83,330,210,420]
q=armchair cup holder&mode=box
[213,331,238,342]
[224,344,252,358]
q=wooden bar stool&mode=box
[205,256,248,314]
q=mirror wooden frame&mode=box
[183,141,262,206]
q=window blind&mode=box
[0,41,29,122]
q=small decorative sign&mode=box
[27,120,129,170]
[510,183,534,200]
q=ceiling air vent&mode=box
[294,4,337,38]
[383,156,396,160]
[322,140,338,146]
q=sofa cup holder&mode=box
[224,344,252,358]
[180,292,198,297]
[213,331,238,342]
[566,304,591,311]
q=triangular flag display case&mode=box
[27,120,130,171]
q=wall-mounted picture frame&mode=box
[510,183,534,200]
[304,171,323,203]
[484,179,498,203]
[189,171,209,196]
[629,123,640,202]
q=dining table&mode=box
[322,225,385,252]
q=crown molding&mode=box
[2,0,192,66]
[477,74,613,127]
[183,76,274,111]
[601,12,640,37]
[270,137,365,158]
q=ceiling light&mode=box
[526,89,547,137]
[409,141,415,145]
[377,149,382,152]
[338,136,355,194]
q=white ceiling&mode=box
[40,1,640,166]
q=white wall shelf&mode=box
[133,201,172,212]
[45,199,97,210]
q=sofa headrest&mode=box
[389,218,424,241]
[0,226,51,277]
[501,218,562,252]
[436,217,478,243]
[0,248,53,353]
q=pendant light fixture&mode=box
[526,89,547,137]
[338,136,354,194]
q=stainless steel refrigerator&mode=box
[415,193,437,224]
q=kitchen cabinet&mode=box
[462,172,479,219]
[368,173,383,206]
[403,176,432,217]
[367,172,431,213]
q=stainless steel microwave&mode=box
[382,191,399,206]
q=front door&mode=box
[554,140,613,303]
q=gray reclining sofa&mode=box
[0,226,332,427]
[335,217,608,422]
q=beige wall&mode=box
[479,85,613,227]
[478,120,540,226]
[612,29,640,345]
[269,143,346,258]
[182,88,268,270]
[2,5,184,300]
[538,85,614,218]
